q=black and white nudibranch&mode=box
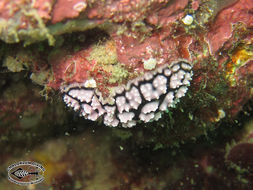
[61,60,193,127]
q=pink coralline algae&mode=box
[0,0,252,129]
[52,0,87,23]
[1,1,253,188]
[205,0,253,55]
[42,0,253,127]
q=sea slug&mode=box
[61,60,193,127]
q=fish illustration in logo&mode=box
[11,168,39,179]
[7,161,45,186]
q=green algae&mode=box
[108,63,129,84]
[87,40,129,84]
[3,56,27,72]
[21,9,55,46]
[30,70,52,86]
[0,9,55,46]
[1,14,105,46]
[0,19,20,43]
[49,19,103,37]
[87,41,118,66]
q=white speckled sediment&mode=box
[61,60,193,127]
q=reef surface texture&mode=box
[0,0,252,133]
[0,0,252,135]
[0,0,253,188]
[1,0,251,127]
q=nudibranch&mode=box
[61,60,193,127]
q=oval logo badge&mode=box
[7,161,45,186]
